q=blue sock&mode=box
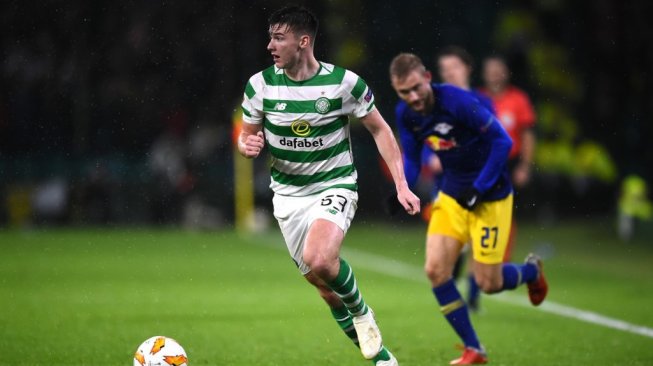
[432,279,481,349]
[467,273,480,305]
[501,262,538,290]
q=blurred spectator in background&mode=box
[78,161,117,225]
[437,46,495,112]
[617,175,652,241]
[147,111,195,225]
[31,177,69,225]
[480,56,536,192]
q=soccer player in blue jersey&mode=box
[388,53,548,365]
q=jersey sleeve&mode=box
[472,119,512,194]
[241,74,265,124]
[343,70,376,118]
[444,86,497,133]
[395,103,422,188]
[476,92,496,116]
[445,86,512,194]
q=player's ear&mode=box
[299,34,311,49]
[424,70,433,82]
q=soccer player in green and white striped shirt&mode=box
[237,6,420,366]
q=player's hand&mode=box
[512,163,531,188]
[396,186,421,216]
[242,131,265,158]
[456,187,481,211]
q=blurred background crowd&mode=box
[1,0,652,237]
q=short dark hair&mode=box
[389,53,426,80]
[483,54,508,68]
[268,5,318,41]
[437,46,474,70]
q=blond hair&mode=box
[389,53,426,80]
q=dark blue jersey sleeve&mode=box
[473,119,512,193]
[447,87,513,194]
[473,90,496,115]
[445,86,495,131]
[395,103,422,189]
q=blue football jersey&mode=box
[471,89,495,115]
[395,83,513,201]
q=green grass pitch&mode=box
[1,220,652,365]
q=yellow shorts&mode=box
[427,192,513,264]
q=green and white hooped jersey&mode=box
[241,62,376,196]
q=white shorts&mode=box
[272,188,358,274]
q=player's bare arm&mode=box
[514,128,535,187]
[238,122,264,159]
[360,108,421,215]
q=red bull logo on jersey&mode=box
[425,135,457,151]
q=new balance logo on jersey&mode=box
[434,122,453,135]
[274,103,287,111]
[279,137,325,149]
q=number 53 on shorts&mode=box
[321,194,349,215]
[314,189,358,230]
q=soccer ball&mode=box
[133,336,188,366]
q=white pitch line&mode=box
[492,293,653,339]
[340,247,653,340]
[245,232,653,339]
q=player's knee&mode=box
[424,264,449,286]
[304,254,337,279]
[302,250,319,270]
